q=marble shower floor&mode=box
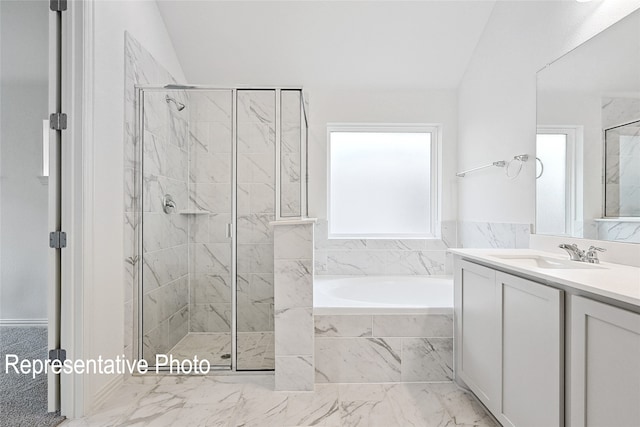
[61,375,497,427]
[168,333,232,366]
[167,332,275,370]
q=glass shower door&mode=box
[236,90,276,370]
[140,89,234,369]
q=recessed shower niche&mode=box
[135,87,308,370]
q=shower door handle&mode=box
[225,223,233,239]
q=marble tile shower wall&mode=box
[141,91,191,360]
[187,91,234,333]
[273,223,314,391]
[123,33,188,361]
[236,91,276,334]
[597,221,640,243]
[602,98,640,219]
[604,129,640,218]
[602,97,640,129]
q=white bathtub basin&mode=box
[314,275,453,315]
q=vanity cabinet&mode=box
[455,259,563,427]
[454,260,501,410]
[569,296,640,427]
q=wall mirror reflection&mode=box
[536,9,640,243]
[604,120,640,217]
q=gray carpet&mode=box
[0,326,66,427]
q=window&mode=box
[328,124,439,239]
[536,127,577,236]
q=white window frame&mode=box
[536,126,580,236]
[327,123,441,239]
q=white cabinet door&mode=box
[570,296,640,427]
[497,272,563,427]
[455,259,501,413]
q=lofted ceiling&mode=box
[157,1,496,90]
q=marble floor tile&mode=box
[283,384,341,426]
[229,385,289,426]
[62,375,498,427]
[401,338,454,382]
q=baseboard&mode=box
[91,374,124,413]
[0,319,48,327]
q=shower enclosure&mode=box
[135,86,308,371]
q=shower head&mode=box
[165,95,186,112]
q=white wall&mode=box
[84,0,185,412]
[0,0,49,322]
[458,0,640,225]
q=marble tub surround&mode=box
[449,248,640,307]
[272,219,315,391]
[313,219,533,276]
[62,375,497,427]
[315,314,453,383]
[314,219,450,276]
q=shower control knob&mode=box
[162,194,176,214]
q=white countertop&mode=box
[269,218,317,226]
[449,248,640,308]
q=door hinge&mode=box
[49,0,67,12]
[49,113,67,130]
[48,349,67,363]
[49,231,67,249]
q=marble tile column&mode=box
[271,219,316,391]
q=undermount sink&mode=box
[490,254,606,270]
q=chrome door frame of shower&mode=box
[134,85,308,373]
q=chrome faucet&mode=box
[585,246,606,264]
[559,243,606,263]
[559,243,586,261]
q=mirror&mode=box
[536,9,640,243]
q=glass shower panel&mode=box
[280,90,303,217]
[605,121,640,217]
[236,90,276,370]
[185,90,234,366]
[140,89,233,368]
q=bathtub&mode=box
[313,275,453,315]
[313,275,455,383]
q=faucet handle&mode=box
[586,246,606,263]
